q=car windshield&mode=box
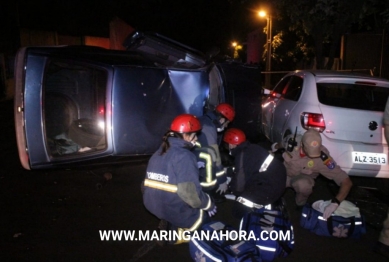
[317,83,389,111]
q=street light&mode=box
[259,10,272,89]
[231,41,242,60]
[232,41,237,58]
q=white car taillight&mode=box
[301,112,325,132]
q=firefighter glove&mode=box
[208,205,217,217]
[323,202,339,219]
[197,161,205,169]
[216,182,228,194]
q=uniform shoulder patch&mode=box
[320,151,336,169]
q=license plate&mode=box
[352,151,388,165]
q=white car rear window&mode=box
[317,83,389,111]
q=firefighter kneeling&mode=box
[142,114,217,245]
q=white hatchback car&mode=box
[262,70,389,178]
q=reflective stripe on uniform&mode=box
[236,196,272,210]
[216,169,225,177]
[174,210,205,244]
[202,194,212,210]
[259,153,274,172]
[188,209,204,231]
[199,152,217,188]
[144,179,177,193]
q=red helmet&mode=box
[223,128,246,145]
[216,103,235,122]
[170,114,201,133]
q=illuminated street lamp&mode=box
[232,41,237,57]
[259,10,272,89]
[231,41,242,60]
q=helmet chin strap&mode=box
[213,119,223,129]
[228,144,237,155]
[185,133,197,147]
[216,126,225,132]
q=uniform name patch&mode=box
[147,172,169,183]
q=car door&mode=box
[271,75,303,142]
[261,76,291,140]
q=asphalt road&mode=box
[1,98,389,262]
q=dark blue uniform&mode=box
[229,141,286,215]
[197,111,219,148]
[194,144,218,192]
[196,112,227,186]
[143,137,214,229]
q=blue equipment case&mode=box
[189,221,262,262]
[239,206,294,262]
[300,203,366,238]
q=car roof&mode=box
[24,46,209,70]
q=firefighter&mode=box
[283,129,353,219]
[223,128,287,218]
[196,103,236,197]
[142,114,217,244]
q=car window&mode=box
[317,83,389,111]
[273,76,291,94]
[283,76,303,101]
[43,60,107,157]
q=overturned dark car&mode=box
[14,32,261,170]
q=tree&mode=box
[271,0,369,69]
[271,26,315,70]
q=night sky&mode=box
[1,0,264,54]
